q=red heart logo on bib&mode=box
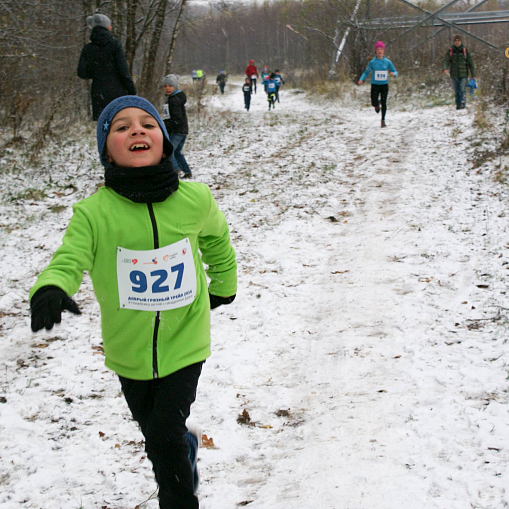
[163,254,169,262]
[132,259,138,265]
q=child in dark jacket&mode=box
[29,95,237,509]
[162,74,192,178]
[242,77,252,111]
[274,70,285,103]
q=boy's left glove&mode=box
[209,293,236,310]
[30,285,81,332]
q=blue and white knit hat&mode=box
[96,96,173,168]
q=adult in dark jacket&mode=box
[216,71,227,94]
[442,34,476,110]
[78,13,136,120]
[162,74,192,179]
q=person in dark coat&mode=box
[216,71,227,94]
[78,13,136,120]
[162,74,192,179]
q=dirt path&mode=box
[193,87,509,508]
[1,84,508,508]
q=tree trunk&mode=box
[125,0,140,72]
[139,0,168,96]
[165,0,188,75]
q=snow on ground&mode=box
[1,80,508,509]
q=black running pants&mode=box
[371,84,389,121]
[119,362,204,509]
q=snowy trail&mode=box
[1,81,508,509]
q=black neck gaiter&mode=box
[104,158,179,204]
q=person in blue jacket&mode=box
[274,70,285,102]
[265,73,278,110]
[358,41,398,128]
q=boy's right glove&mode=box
[209,293,236,310]
[30,285,81,332]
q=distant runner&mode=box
[242,77,252,111]
[358,41,398,128]
[245,60,259,94]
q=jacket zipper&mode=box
[148,203,160,379]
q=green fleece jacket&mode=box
[29,182,237,380]
[442,44,475,79]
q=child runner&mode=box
[242,77,252,111]
[274,70,285,103]
[163,74,192,178]
[265,73,277,110]
[261,66,270,82]
[358,41,398,128]
[245,59,259,94]
[29,95,237,509]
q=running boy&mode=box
[274,70,285,103]
[29,95,237,509]
[265,73,277,110]
[358,41,398,128]
[242,77,252,111]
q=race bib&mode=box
[251,75,257,79]
[163,103,169,120]
[117,238,196,311]
[374,70,388,81]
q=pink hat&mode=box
[374,41,385,51]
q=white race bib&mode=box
[374,70,388,81]
[117,238,196,311]
[251,75,257,79]
[163,103,170,120]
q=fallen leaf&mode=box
[202,434,217,449]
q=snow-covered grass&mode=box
[1,81,509,509]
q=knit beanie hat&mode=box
[96,96,173,168]
[86,13,111,30]
[374,41,385,51]
[162,74,179,89]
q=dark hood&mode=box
[90,26,114,46]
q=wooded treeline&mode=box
[0,0,507,134]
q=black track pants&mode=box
[119,362,204,509]
[371,84,389,121]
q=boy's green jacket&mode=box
[442,44,475,79]
[29,182,237,380]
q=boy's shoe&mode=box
[381,121,386,128]
[181,172,193,179]
[375,104,380,113]
[185,422,202,494]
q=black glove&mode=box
[30,285,81,332]
[209,293,236,310]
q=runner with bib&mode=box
[245,59,259,94]
[29,96,237,509]
[358,41,398,128]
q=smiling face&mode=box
[375,47,385,58]
[105,108,164,168]
[454,38,462,47]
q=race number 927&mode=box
[130,265,184,293]
[117,239,197,311]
